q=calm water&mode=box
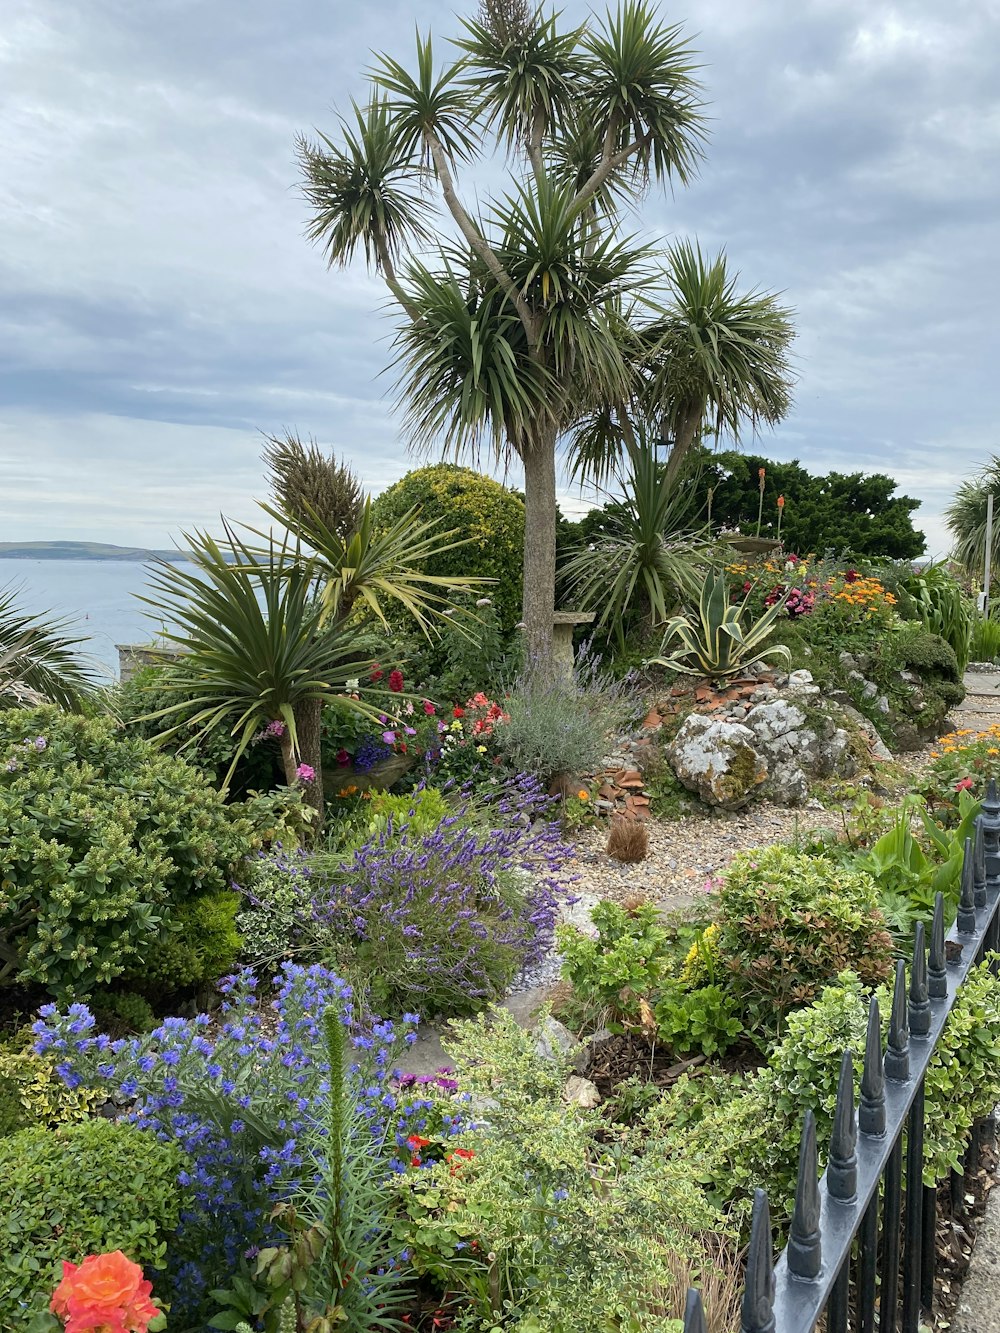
[0,560,178,680]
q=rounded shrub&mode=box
[0,706,255,997]
[717,846,894,1035]
[0,1118,185,1325]
[373,464,525,630]
[122,890,242,1000]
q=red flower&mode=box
[423,700,436,716]
[743,581,752,593]
[370,664,384,683]
[336,749,350,765]
[389,669,405,693]
[453,706,465,719]
[844,569,859,583]
[407,1135,431,1149]
[955,777,974,792]
[446,1147,475,1175]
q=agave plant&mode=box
[648,571,791,680]
[0,584,101,711]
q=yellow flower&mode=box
[450,720,463,732]
[476,745,487,753]
[577,789,589,801]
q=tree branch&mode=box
[571,134,646,214]
[374,234,423,324]
[424,130,540,352]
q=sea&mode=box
[0,559,177,682]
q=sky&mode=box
[2,0,999,558]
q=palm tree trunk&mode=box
[663,405,704,487]
[278,699,325,827]
[293,697,325,825]
[521,434,558,672]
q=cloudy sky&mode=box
[2,0,998,557]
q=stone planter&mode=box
[726,536,783,556]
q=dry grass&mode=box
[606,817,650,863]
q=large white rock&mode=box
[666,714,767,809]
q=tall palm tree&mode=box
[0,584,100,711]
[946,458,1000,583]
[298,2,718,667]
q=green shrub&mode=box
[971,616,1000,663]
[0,706,256,997]
[124,890,242,999]
[89,990,158,1035]
[894,563,973,672]
[395,1008,722,1332]
[717,846,894,1035]
[0,1029,104,1137]
[492,662,638,782]
[373,465,525,631]
[0,1118,186,1324]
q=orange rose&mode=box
[51,1251,159,1333]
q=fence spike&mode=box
[886,958,909,1081]
[741,1188,776,1333]
[909,921,930,1037]
[860,995,886,1136]
[982,777,1000,888]
[683,1288,707,1333]
[929,891,947,1000]
[788,1109,823,1278]
[959,836,977,934]
[975,818,988,908]
[828,1050,858,1201]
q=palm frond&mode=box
[454,4,586,148]
[370,31,479,166]
[945,459,1000,580]
[581,1,708,189]
[297,99,432,271]
[0,584,101,711]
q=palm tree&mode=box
[142,503,475,824]
[946,458,1000,582]
[298,3,794,668]
[0,584,100,711]
[298,3,710,667]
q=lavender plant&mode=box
[239,776,570,1017]
[32,965,449,1330]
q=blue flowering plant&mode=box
[237,775,571,1017]
[32,964,458,1331]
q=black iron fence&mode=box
[683,779,1000,1333]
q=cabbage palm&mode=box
[0,584,100,711]
[299,1,717,667]
[946,457,1000,582]
[560,430,709,648]
[141,504,474,824]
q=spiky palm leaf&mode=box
[138,526,378,788]
[643,241,795,477]
[579,1,707,189]
[454,4,586,147]
[370,31,478,165]
[0,584,100,711]
[648,571,791,679]
[297,100,433,272]
[946,458,1000,581]
[257,495,485,632]
[561,431,708,641]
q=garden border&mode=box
[683,778,1000,1333]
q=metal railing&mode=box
[683,778,1000,1333]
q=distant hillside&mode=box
[0,541,182,562]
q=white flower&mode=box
[346,679,360,692]
[476,597,493,607]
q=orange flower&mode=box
[51,1252,158,1333]
[777,494,785,508]
[577,789,589,801]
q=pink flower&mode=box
[264,720,286,738]
[295,763,316,784]
[389,669,405,693]
[382,730,396,744]
[423,700,436,716]
[955,777,974,792]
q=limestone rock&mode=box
[563,1075,602,1108]
[744,699,806,743]
[667,714,767,809]
[534,1016,576,1064]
